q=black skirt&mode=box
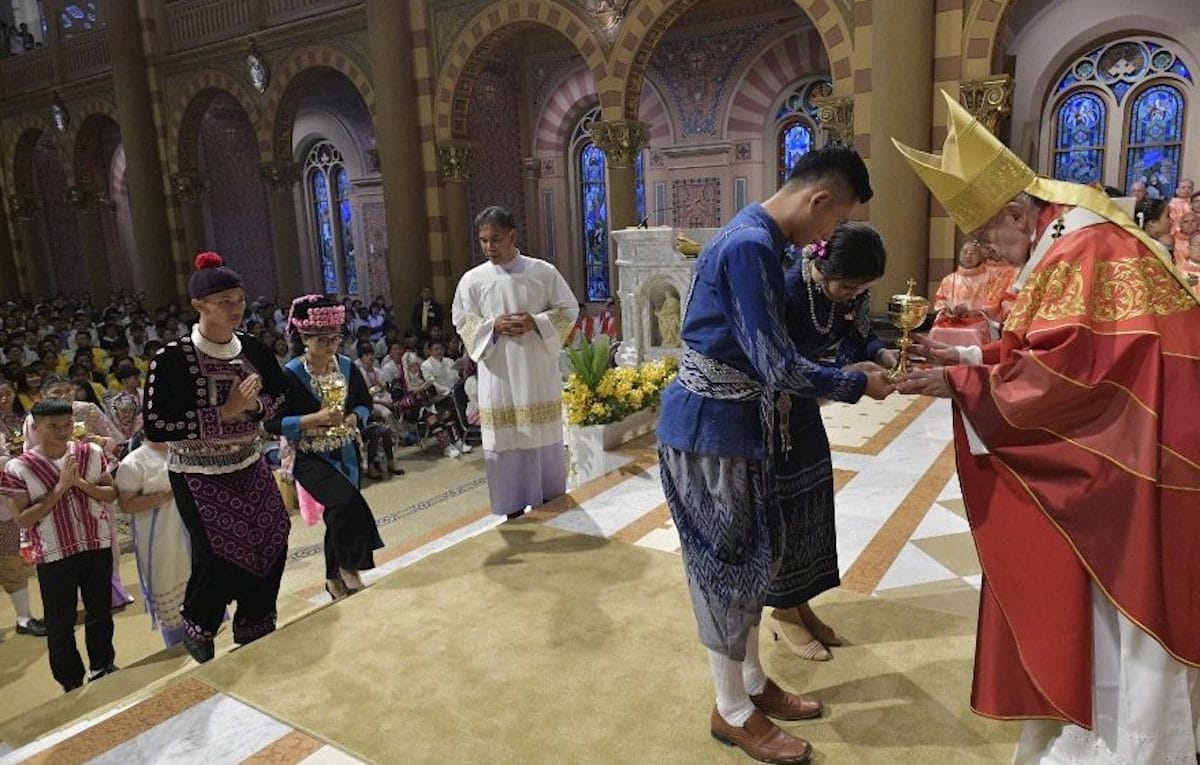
[293,452,383,575]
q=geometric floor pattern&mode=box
[0,394,1009,764]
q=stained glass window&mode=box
[779,119,814,184]
[311,169,337,294]
[59,3,99,36]
[635,152,646,223]
[571,106,646,302]
[1053,91,1107,184]
[336,167,358,296]
[1124,83,1185,200]
[579,142,609,302]
[305,140,361,296]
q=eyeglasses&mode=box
[305,335,341,347]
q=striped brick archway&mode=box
[261,45,375,163]
[962,0,1016,79]
[68,98,120,187]
[534,67,673,153]
[432,0,608,142]
[608,0,854,123]
[5,116,56,194]
[170,69,262,175]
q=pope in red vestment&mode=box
[894,92,1200,761]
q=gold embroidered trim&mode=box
[479,400,563,430]
[459,313,485,348]
[1004,262,1085,333]
[545,308,575,344]
[1091,258,1196,322]
[1005,257,1195,334]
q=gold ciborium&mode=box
[884,279,930,383]
[72,421,90,442]
[314,376,354,439]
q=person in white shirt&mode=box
[420,341,460,399]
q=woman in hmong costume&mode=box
[767,222,892,661]
[265,296,383,600]
[115,440,190,647]
[143,252,291,663]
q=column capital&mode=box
[258,161,300,193]
[589,121,649,167]
[812,95,855,146]
[65,186,98,212]
[436,141,475,183]
[958,74,1014,134]
[170,172,212,202]
[8,193,41,219]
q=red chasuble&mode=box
[946,212,1200,729]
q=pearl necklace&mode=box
[803,260,837,335]
[191,326,242,360]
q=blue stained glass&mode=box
[1172,61,1192,81]
[1128,84,1183,144]
[579,142,610,301]
[1053,92,1106,184]
[311,169,337,294]
[1057,73,1078,92]
[635,152,646,222]
[1125,84,1185,199]
[336,168,358,296]
[780,123,812,184]
[1112,81,1131,103]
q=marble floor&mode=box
[0,394,994,764]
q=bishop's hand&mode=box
[909,334,959,366]
[896,367,952,398]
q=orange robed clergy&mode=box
[895,93,1200,730]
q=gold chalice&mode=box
[314,376,354,439]
[72,421,89,442]
[884,279,930,383]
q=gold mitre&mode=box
[892,90,1035,234]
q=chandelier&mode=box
[585,0,633,31]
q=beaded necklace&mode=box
[803,259,837,335]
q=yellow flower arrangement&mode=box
[563,338,678,426]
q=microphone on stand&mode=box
[637,205,684,229]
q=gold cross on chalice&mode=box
[884,279,930,383]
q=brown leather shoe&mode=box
[710,707,813,764]
[750,678,823,721]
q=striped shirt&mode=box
[0,442,113,565]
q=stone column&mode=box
[0,192,19,301]
[521,157,542,256]
[590,120,649,231]
[258,161,303,301]
[66,186,112,304]
[107,0,175,307]
[366,0,430,313]
[959,75,1014,134]
[865,0,935,305]
[9,194,48,296]
[813,95,855,146]
[169,172,210,259]
[437,141,475,285]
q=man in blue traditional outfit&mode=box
[657,146,892,764]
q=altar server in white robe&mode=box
[452,206,578,519]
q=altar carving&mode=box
[610,227,718,366]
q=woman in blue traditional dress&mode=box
[766,222,894,660]
[265,295,383,601]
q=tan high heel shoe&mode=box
[768,612,832,661]
[796,603,843,647]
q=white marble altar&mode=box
[610,226,718,367]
